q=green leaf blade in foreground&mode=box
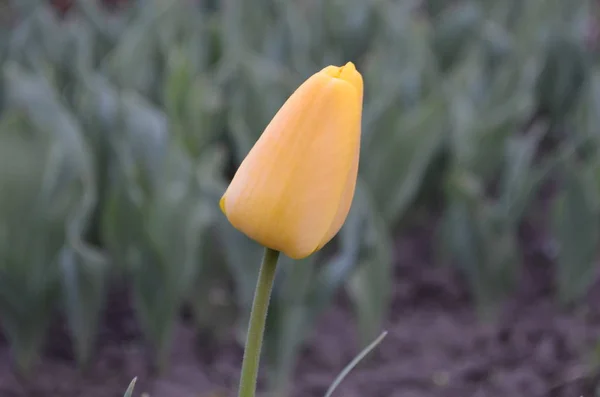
[123,377,137,397]
[324,331,388,397]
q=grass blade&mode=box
[123,377,137,397]
[323,331,388,397]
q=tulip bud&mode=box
[220,62,363,259]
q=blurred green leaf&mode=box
[164,45,225,157]
[347,180,393,344]
[535,34,589,123]
[215,214,264,341]
[362,94,447,224]
[59,246,107,366]
[188,225,237,341]
[552,160,600,305]
[0,63,95,373]
[0,115,63,372]
[439,169,520,318]
[432,1,483,73]
[107,141,215,369]
[105,0,176,96]
[498,124,546,223]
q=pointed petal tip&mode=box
[320,62,363,98]
[219,195,227,215]
[322,62,358,78]
[343,61,356,70]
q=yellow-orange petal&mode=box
[316,127,360,251]
[219,196,226,214]
[221,62,363,259]
[322,62,363,105]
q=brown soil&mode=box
[1,218,599,397]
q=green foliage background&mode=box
[0,0,599,395]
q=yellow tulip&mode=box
[220,62,363,259]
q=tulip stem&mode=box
[238,247,280,397]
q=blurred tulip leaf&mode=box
[347,180,393,344]
[362,95,447,225]
[552,160,600,305]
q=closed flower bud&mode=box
[220,62,363,259]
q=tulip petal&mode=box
[222,65,362,259]
[316,130,360,251]
[315,62,363,251]
[322,62,363,104]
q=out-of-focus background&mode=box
[0,0,599,396]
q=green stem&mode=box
[238,247,280,397]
